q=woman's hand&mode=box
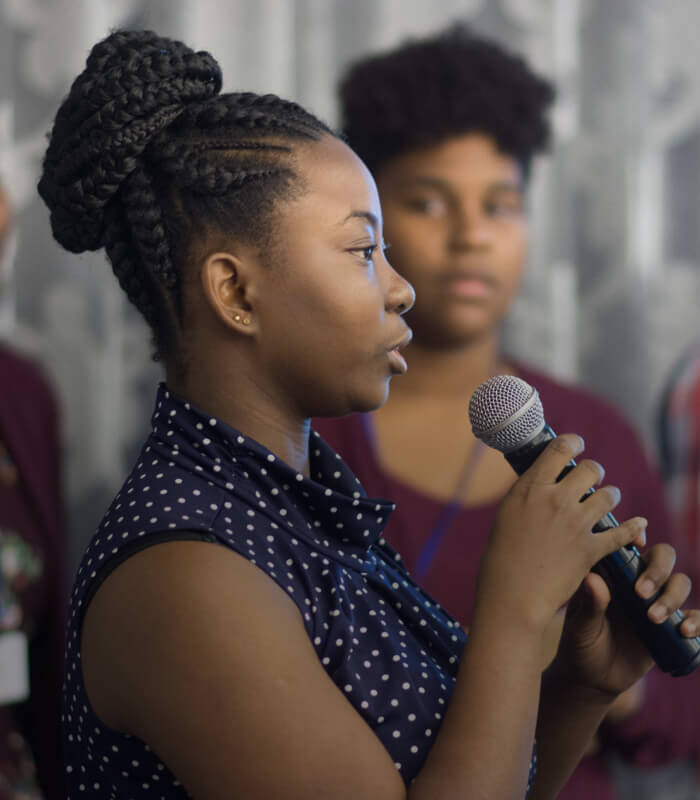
[476,434,647,636]
[555,542,700,697]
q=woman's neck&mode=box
[166,362,311,476]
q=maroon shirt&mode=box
[315,362,694,800]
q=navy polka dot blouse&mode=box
[63,385,536,797]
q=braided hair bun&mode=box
[39,28,332,362]
[38,29,222,253]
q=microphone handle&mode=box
[505,426,700,677]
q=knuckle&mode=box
[616,519,639,546]
[598,484,621,507]
[580,459,605,483]
[549,491,568,514]
[647,542,677,570]
[676,572,692,595]
[658,542,677,564]
[509,476,533,504]
[548,436,577,457]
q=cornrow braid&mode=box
[39,29,333,362]
[149,140,292,194]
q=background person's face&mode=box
[251,135,415,419]
[376,133,528,349]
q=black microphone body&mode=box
[508,424,700,677]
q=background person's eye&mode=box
[406,197,447,216]
[485,195,524,217]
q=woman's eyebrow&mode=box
[341,210,379,229]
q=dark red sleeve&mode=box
[29,373,67,800]
[600,667,700,767]
[596,419,698,767]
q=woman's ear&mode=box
[199,251,258,335]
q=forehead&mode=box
[381,132,523,190]
[290,135,382,228]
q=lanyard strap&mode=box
[414,437,486,580]
[360,412,487,580]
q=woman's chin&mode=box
[352,381,392,415]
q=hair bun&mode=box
[38,29,222,253]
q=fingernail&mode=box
[575,435,585,454]
[650,604,667,622]
[638,578,655,598]
[638,530,647,547]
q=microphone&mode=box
[468,374,700,677]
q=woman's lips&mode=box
[387,347,408,374]
[448,276,495,299]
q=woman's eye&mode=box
[485,196,524,217]
[348,242,390,264]
[406,197,446,216]
[349,245,377,263]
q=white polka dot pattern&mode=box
[63,384,535,797]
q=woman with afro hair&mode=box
[315,24,698,800]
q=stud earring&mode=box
[234,314,241,322]
[242,318,251,326]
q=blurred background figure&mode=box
[2,1,700,798]
[313,23,693,800]
[0,185,66,798]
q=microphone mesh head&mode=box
[469,375,545,453]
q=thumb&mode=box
[567,572,611,627]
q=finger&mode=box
[630,527,648,549]
[575,484,622,528]
[635,543,677,600]
[591,516,648,563]
[563,574,610,648]
[522,434,584,484]
[558,458,606,501]
[679,609,700,637]
[582,571,611,614]
[646,572,691,624]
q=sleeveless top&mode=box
[63,384,535,798]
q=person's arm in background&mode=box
[23,362,67,800]
[595,358,700,770]
[595,406,700,768]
